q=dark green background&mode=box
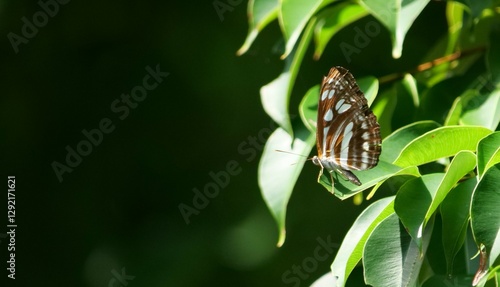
[0,1,447,286]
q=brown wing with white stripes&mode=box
[316,66,381,171]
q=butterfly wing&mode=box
[316,67,381,173]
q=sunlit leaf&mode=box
[381,121,441,164]
[395,151,475,247]
[471,163,500,267]
[280,0,335,59]
[364,213,433,287]
[441,179,476,274]
[300,85,320,133]
[309,272,338,286]
[237,0,280,55]
[461,89,500,130]
[371,86,397,138]
[477,132,500,179]
[318,160,405,199]
[366,165,420,200]
[357,0,430,58]
[393,126,492,167]
[260,16,318,135]
[331,197,394,286]
[258,125,315,246]
[313,2,368,60]
[395,174,442,247]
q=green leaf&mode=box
[357,0,430,58]
[391,74,420,129]
[445,1,465,54]
[237,0,280,55]
[299,85,320,133]
[258,125,315,246]
[309,272,338,286]
[381,121,441,163]
[444,96,464,126]
[461,89,500,130]
[393,126,492,167]
[418,72,482,124]
[356,76,379,107]
[440,178,476,274]
[424,151,476,224]
[471,163,500,267]
[313,2,368,60]
[279,0,334,59]
[455,0,493,20]
[401,73,420,107]
[477,132,500,179]
[396,152,475,246]
[317,161,408,199]
[331,197,394,286]
[364,213,433,287]
[371,86,397,138]
[260,72,294,135]
[260,15,318,135]
[487,25,500,86]
[366,165,421,200]
[394,174,443,247]
[422,275,474,287]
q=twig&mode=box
[378,46,486,85]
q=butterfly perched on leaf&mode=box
[312,67,381,191]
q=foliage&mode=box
[238,0,500,286]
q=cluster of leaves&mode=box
[238,0,500,286]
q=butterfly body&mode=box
[313,67,381,189]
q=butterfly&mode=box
[311,67,381,190]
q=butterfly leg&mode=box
[316,162,324,183]
[328,171,335,193]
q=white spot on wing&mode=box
[322,126,330,153]
[324,109,334,121]
[321,90,329,101]
[328,89,335,99]
[339,122,353,168]
[337,103,351,114]
[362,142,370,151]
[335,99,345,110]
[362,132,370,140]
[362,151,368,159]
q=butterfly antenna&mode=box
[275,150,313,166]
[275,150,311,159]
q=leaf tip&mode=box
[277,228,286,247]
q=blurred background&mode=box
[0,1,447,286]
